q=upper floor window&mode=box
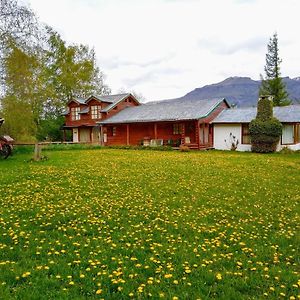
[71,107,80,121]
[91,105,102,119]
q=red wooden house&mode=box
[63,93,230,149]
[62,93,139,142]
[98,97,229,149]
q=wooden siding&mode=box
[65,97,228,148]
[105,95,139,119]
[105,121,199,147]
[103,100,228,148]
[65,95,138,128]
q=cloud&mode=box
[198,36,267,55]
[122,66,184,87]
[27,0,300,100]
[101,54,175,70]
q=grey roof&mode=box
[79,107,89,114]
[212,105,300,123]
[68,97,86,105]
[100,94,132,113]
[88,93,131,104]
[63,94,138,116]
[99,98,228,124]
[61,108,69,116]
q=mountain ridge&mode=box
[180,76,300,107]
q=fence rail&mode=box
[13,141,96,146]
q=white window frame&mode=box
[91,105,102,119]
[281,124,294,145]
[71,107,80,121]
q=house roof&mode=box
[67,97,86,105]
[86,93,132,106]
[78,107,89,114]
[100,94,134,113]
[61,108,69,116]
[99,98,229,124]
[65,94,138,114]
[212,105,300,123]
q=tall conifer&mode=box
[260,33,290,106]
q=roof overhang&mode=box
[62,124,96,129]
[67,98,87,105]
[85,95,113,104]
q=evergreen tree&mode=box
[259,33,290,106]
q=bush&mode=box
[249,117,282,153]
[179,145,190,152]
[249,96,282,153]
[279,147,294,154]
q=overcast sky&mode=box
[25,0,300,101]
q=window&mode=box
[112,126,117,136]
[242,124,251,144]
[173,124,182,135]
[282,124,294,145]
[91,105,101,119]
[71,107,80,121]
[295,124,300,144]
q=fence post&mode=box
[34,143,42,161]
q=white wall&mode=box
[277,143,300,151]
[214,124,300,152]
[213,124,251,151]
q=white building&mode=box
[212,105,300,151]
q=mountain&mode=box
[180,76,300,107]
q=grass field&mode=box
[0,148,299,299]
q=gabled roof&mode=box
[67,97,86,105]
[87,93,131,104]
[99,98,229,124]
[66,94,139,114]
[212,105,300,123]
[61,108,69,116]
[100,94,135,113]
[78,107,89,114]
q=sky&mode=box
[25,0,300,101]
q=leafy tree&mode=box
[45,28,110,110]
[259,33,290,106]
[0,42,47,141]
[0,1,110,142]
[249,96,282,153]
[0,0,38,45]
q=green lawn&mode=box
[0,149,299,299]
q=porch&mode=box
[102,120,213,150]
[62,125,100,143]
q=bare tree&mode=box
[0,0,38,47]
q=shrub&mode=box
[249,117,282,153]
[249,96,282,153]
[179,145,190,152]
[224,132,239,151]
[279,147,294,154]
